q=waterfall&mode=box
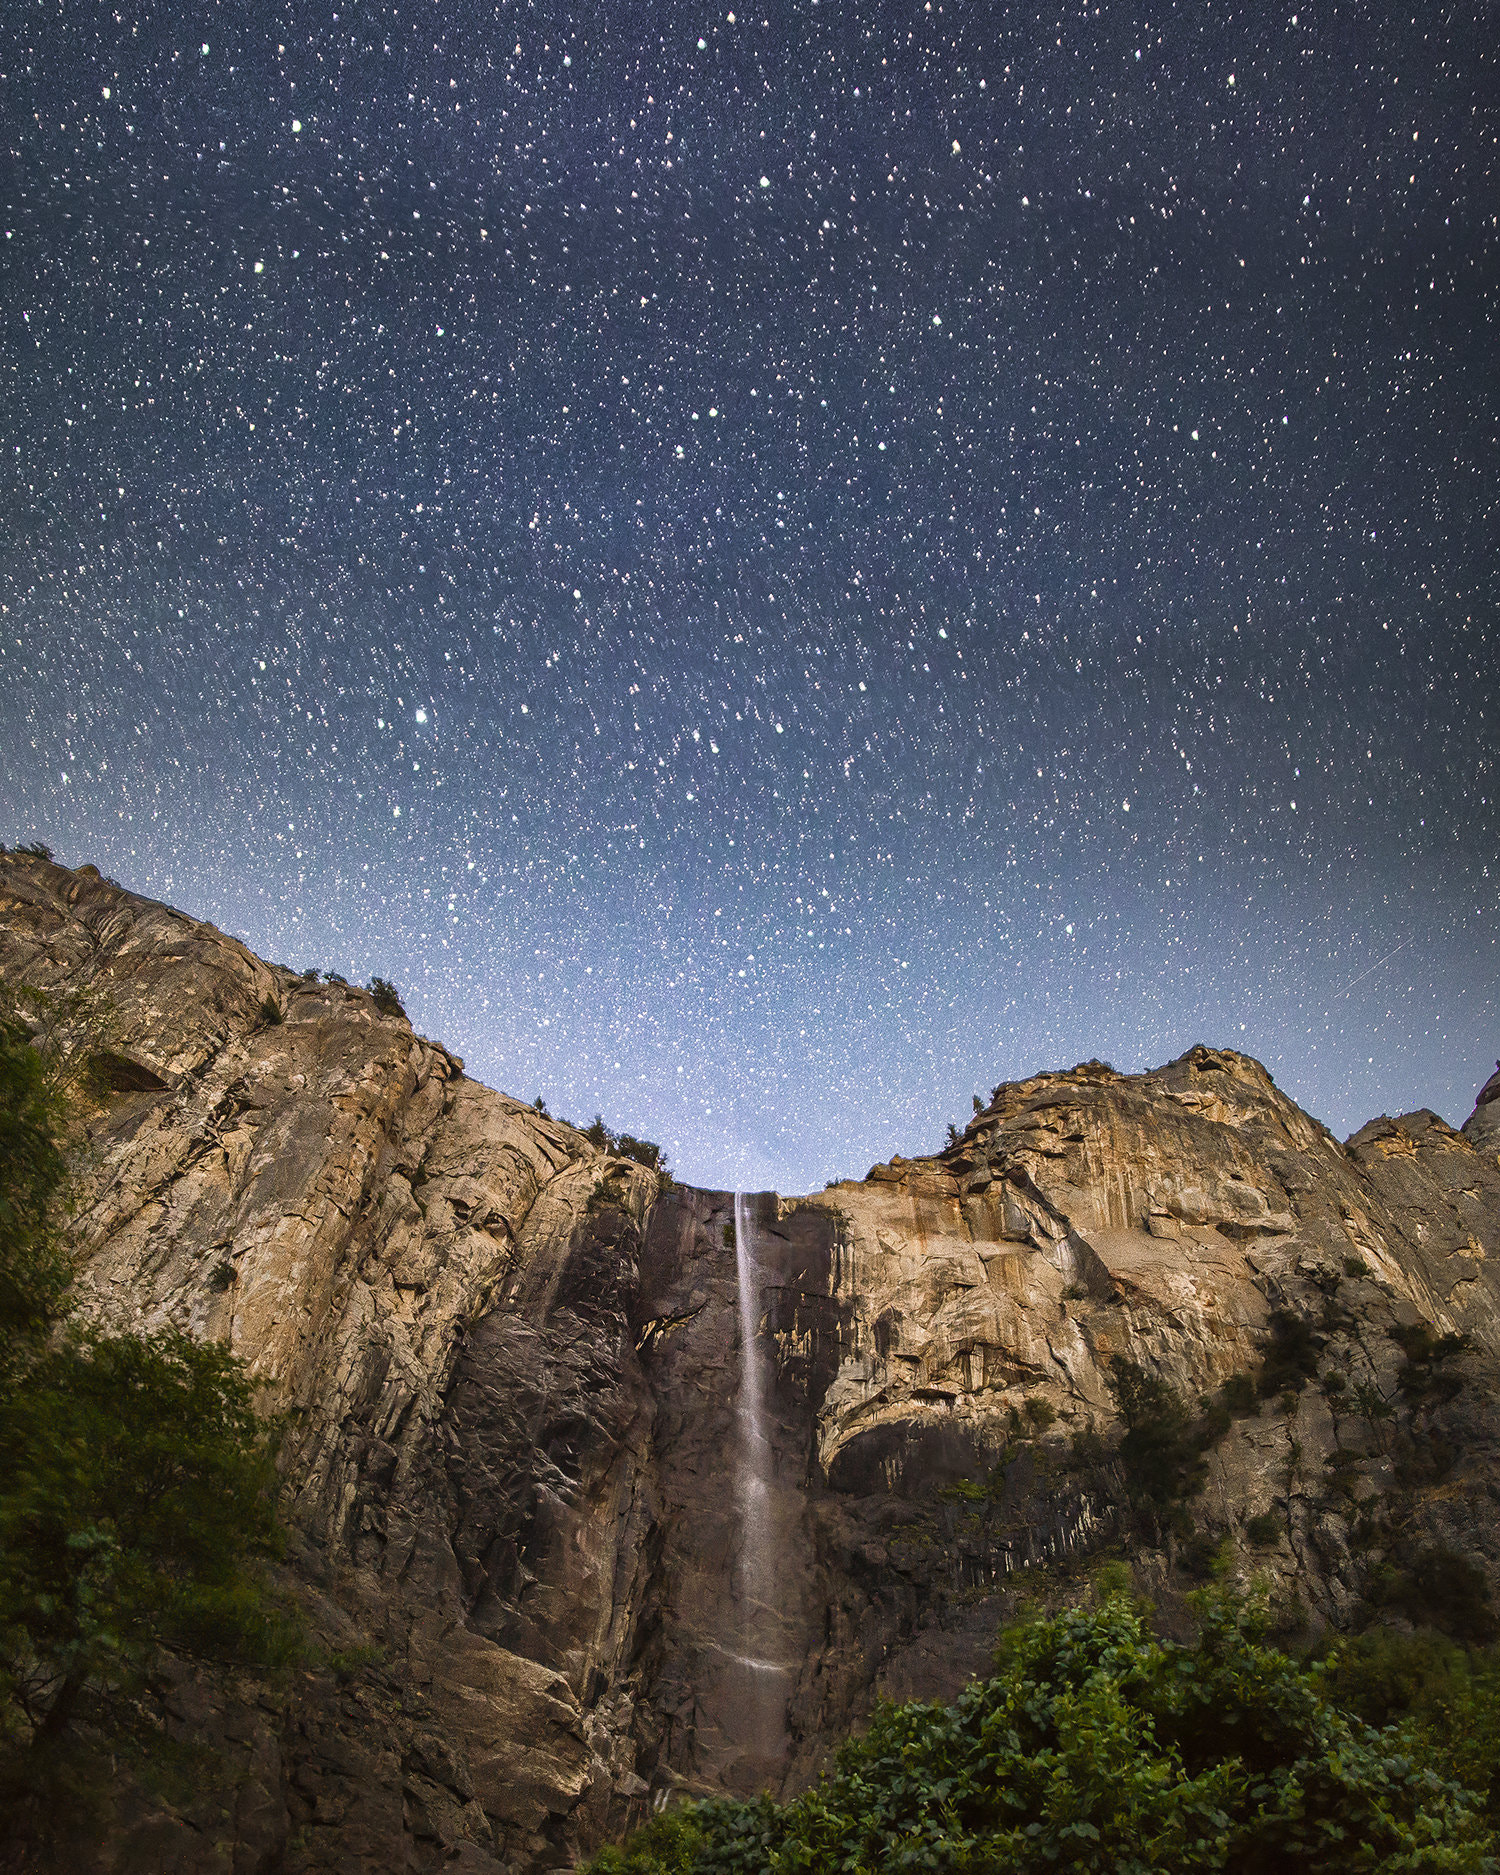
[729,1192,792,1754]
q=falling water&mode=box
[730,1193,791,1758]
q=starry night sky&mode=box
[2,1,1496,1192]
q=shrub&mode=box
[1256,1309,1322,1396]
[1355,1381,1395,1423]
[15,844,53,862]
[1021,1395,1057,1433]
[0,1329,290,1733]
[0,1011,72,1382]
[1107,1360,1205,1511]
[586,1176,625,1218]
[0,986,294,1778]
[1364,1544,1496,1644]
[259,994,283,1027]
[1219,1371,1260,1415]
[1246,1512,1283,1547]
[588,1594,1495,1872]
[366,975,406,1018]
[581,1115,672,1184]
[615,1133,665,1173]
[1321,1628,1500,1824]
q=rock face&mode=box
[3,848,1500,1873]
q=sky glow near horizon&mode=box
[1,0,1496,1192]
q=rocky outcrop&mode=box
[2,849,1499,1873]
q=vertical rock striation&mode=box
[2,848,1499,1873]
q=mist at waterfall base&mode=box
[3,4,1496,1193]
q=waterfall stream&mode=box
[730,1192,793,1749]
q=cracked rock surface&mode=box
[3,850,1500,1872]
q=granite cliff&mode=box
[2,847,1499,1873]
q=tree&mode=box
[579,1115,672,1185]
[367,975,406,1018]
[0,983,291,1786]
[0,1012,71,1384]
[0,1330,287,1740]
[590,1593,1495,1872]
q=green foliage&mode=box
[617,1133,667,1175]
[591,1594,1495,1872]
[1107,1361,1206,1512]
[587,1173,626,1217]
[15,844,54,862]
[259,993,283,1027]
[1356,1381,1396,1423]
[1219,1372,1260,1416]
[0,1329,291,1738]
[0,982,295,1779]
[366,975,406,1018]
[1021,1395,1057,1433]
[1177,1529,1231,1580]
[0,1015,72,1381]
[590,1810,707,1873]
[1344,1256,1370,1278]
[1388,1323,1467,1365]
[1324,1627,1479,1731]
[1245,1513,1283,1548]
[1256,1309,1322,1397]
[582,1114,673,1184]
[1362,1544,1495,1644]
[1319,1628,1500,1830]
[1386,1323,1468,1409]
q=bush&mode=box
[589,1594,1495,1872]
[0,1330,289,1737]
[1321,1629,1500,1826]
[1021,1395,1056,1433]
[1256,1309,1322,1396]
[1364,1544,1496,1643]
[0,1013,72,1382]
[1219,1371,1260,1416]
[366,975,406,1018]
[0,983,294,1776]
[581,1115,672,1184]
[1107,1360,1205,1511]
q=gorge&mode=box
[2,844,1499,1875]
